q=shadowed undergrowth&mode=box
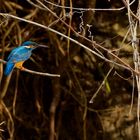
[0,0,139,140]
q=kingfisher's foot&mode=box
[19,66,25,70]
[15,65,25,70]
[15,61,24,70]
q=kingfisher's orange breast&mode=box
[14,61,25,69]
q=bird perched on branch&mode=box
[4,41,48,76]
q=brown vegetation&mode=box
[0,0,139,140]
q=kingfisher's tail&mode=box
[4,62,14,76]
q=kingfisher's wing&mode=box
[7,47,18,60]
[9,51,31,63]
[8,46,32,63]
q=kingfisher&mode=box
[4,41,47,76]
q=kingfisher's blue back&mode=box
[4,44,34,76]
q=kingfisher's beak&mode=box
[36,44,49,48]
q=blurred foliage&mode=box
[0,0,138,140]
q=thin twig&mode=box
[89,67,113,103]
[23,68,60,77]
[44,0,136,11]
[0,100,14,139]
[12,70,19,116]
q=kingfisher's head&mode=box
[21,41,48,50]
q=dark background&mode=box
[0,0,138,140]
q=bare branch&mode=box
[0,59,60,77]
[44,0,136,11]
